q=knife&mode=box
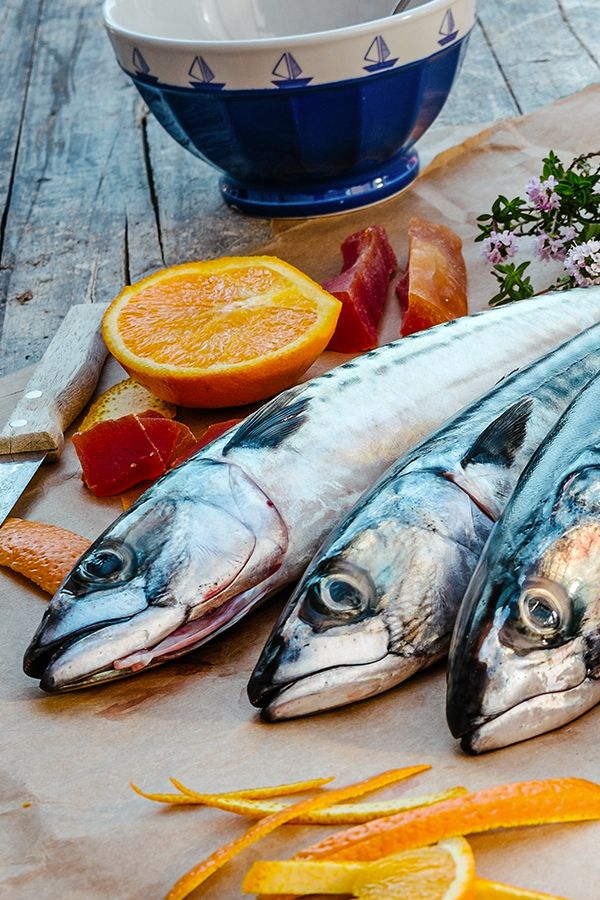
[0,303,109,525]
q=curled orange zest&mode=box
[171,765,429,808]
[168,783,464,825]
[164,768,429,900]
[297,777,600,862]
[132,775,334,805]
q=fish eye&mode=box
[299,564,375,630]
[78,542,136,584]
[518,583,568,637]
[319,574,365,613]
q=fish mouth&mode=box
[253,653,420,721]
[458,677,600,754]
[26,582,271,693]
[23,614,134,683]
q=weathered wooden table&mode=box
[0,0,598,376]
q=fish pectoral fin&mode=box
[461,396,534,469]
[223,386,309,453]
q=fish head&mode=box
[447,465,600,753]
[249,471,489,720]
[23,458,287,691]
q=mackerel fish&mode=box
[249,321,600,719]
[447,368,600,753]
[23,287,600,692]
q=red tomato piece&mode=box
[398,217,468,337]
[324,225,397,352]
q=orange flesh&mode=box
[115,274,318,367]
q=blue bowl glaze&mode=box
[132,37,468,216]
[105,0,474,216]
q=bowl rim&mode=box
[102,0,460,50]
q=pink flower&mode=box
[482,229,519,265]
[535,224,578,262]
[564,240,600,286]
[526,176,561,212]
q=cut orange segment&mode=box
[244,862,564,900]
[78,378,176,431]
[165,769,426,900]
[243,859,365,894]
[0,518,91,595]
[243,837,475,898]
[475,880,567,900]
[102,257,342,408]
[298,778,600,863]
[352,837,475,899]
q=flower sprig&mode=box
[476,150,600,306]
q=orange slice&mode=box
[298,778,600,863]
[78,378,176,431]
[102,257,341,408]
[243,837,475,898]
[0,518,91,594]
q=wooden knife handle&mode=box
[0,303,109,456]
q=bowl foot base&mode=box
[219,151,419,218]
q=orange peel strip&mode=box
[297,777,600,863]
[130,783,200,805]
[132,776,334,805]
[0,517,91,595]
[475,879,567,900]
[167,783,465,824]
[164,768,429,900]
[171,764,429,806]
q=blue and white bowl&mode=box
[103,0,475,217]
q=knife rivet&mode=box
[9,419,28,428]
[25,390,43,400]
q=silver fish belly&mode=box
[23,287,600,692]
[447,370,600,753]
[249,321,600,720]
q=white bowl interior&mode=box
[105,0,432,42]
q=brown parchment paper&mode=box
[2,85,600,900]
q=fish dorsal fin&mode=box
[461,397,534,469]
[223,388,310,454]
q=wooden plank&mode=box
[558,0,600,68]
[477,0,600,113]
[437,19,520,125]
[0,0,43,251]
[0,0,163,376]
[144,115,274,267]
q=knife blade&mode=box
[0,303,109,524]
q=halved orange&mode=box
[102,257,341,408]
